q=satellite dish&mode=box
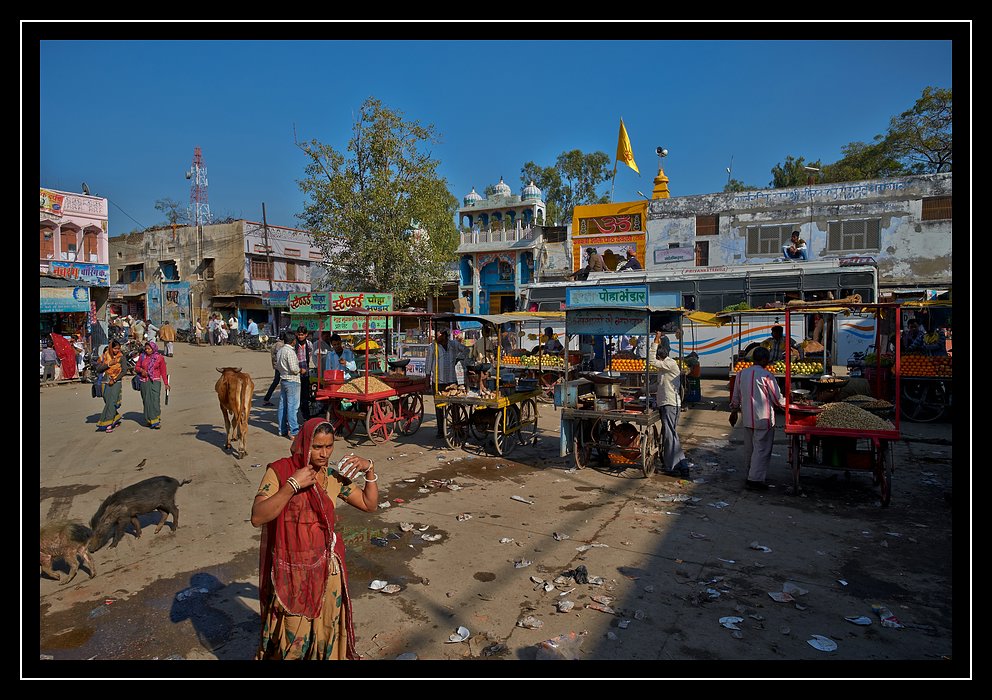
[81,182,91,195]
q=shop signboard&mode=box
[565,308,648,336]
[49,262,110,286]
[567,285,648,308]
[40,286,90,313]
[288,291,394,331]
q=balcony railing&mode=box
[459,224,536,246]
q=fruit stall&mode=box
[430,313,546,457]
[312,310,434,444]
[557,284,686,477]
[490,311,568,403]
[896,300,952,423]
[783,303,903,506]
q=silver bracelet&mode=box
[286,477,300,493]
[365,473,378,483]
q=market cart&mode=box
[897,300,952,423]
[492,311,568,403]
[312,310,433,443]
[557,290,685,477]
[431,313,545,457]
[783,303,903,506]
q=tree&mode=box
[723,178,761,193]
[296,97,459,307]
[154,198,186,226]
[821,138,905,182]
[769,155,824,188]
[887,86,952,174]
[521,150,611,226]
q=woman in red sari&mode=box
[251,417,378,660]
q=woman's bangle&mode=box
[365,459,377,483]
[286,477,301,494]
[365,473,378,483]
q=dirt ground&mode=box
[26,342,970,679]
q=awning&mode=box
[685,311,730,327]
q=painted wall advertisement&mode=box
[567,285,648,308]
[40,188,65,215]
[565,308,649,336]
[41,286,90,313]
[570,232,645,271]
[653,247,695,264]
[288,292,394,332]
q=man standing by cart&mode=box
[426,329,467,438]
[729,346,786,490]
[649,331,691,478]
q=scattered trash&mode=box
[689,531,708,540]
[575,543,609,552]
[591,595,614,606]
[586,602,618,615]
[399,523,415,532]
[511,495,534,504]
[395,652,418,660]
[514,559,533,569]
[250,463,262,469]
[709,501,731,509]
[421,533,442,542]
[588,576,606,586]
[381,584,402,594]
[553,532,570,541]
[40,654,54,660]
[516,615,544,629]
[749,542,772,552]
[418,525,430,531]
[807,634,838,652]
[634,609,645,620]
[782,581,808,596]
[456,513,472,522]
[837,579,848,586]
[767,590,795,603]
[872,604,904,628]
[606,631,618,641]
[393,498,405,504]
[371,537,389,547]
[175,587,209,602]
[780,626,790,635]
[717,558,736,564]
[379,501,391,509]
[387,532,401,541]
[447,484,463,491]
[795,603,807,611]
[563,565,589,584]
[499,537,514,544]
[749,613,765,621]
[845,615,872,626]
[88,605,110,619]
[618,619,630,629]
[885,531,902,537]
[656,493,691,502]
[418,488,431,494]
[530,576,544,584]
[559,587,575,597]
[446,626,471,643]
[705,588,721,599]
[482,643,509,657]
[644,585,655,593]
[404,478,417,483]
[369,580,388,590]
[534,631,586,660]
[556,600,575,613]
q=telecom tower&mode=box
[185,146,212,227]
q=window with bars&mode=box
[921,196,952,221]
[250,257,271,280]
[746,224,795,256]
[286,260,297,282]
[204,258,215,280]
[696,214,719,236]
[40,229,55,259]
[695,241,709,266]
[826,219,881,252]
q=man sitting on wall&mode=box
[616,247,643,272]
[782,231,808,261]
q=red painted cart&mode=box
[312,310,433,444]
[783,303,902,506]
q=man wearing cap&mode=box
[570,247,608,280]
[616,248,642,272]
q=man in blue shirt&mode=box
[247,318,259,338]
[324,333,357,380]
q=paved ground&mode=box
[27,341,969,678]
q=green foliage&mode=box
[770,155,824,188]
[723,178,760,193]
[296,97,459,307]
[521,150,611,226]
[154,198,186,225]
[821,138,905,182]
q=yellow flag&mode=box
[616,118,639,174]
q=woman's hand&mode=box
[336,455,371,481]
[291,466,317,490]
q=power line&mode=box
[107,198,147,230]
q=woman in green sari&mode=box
[96,340,124,433]
[135,340,170,429]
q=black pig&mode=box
[40,520,97,583]
[89,476,192,552]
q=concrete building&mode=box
[39,187,111,346]
[108,220,320,333]
[455,177,570,314]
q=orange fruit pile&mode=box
[733,361,753,373]
[611,358,648,372]
[899,354,952,377]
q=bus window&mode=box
[683,295,696,311]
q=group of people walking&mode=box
[94,339,170,434]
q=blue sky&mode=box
[35,32,959,238]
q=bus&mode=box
[525,258,879,376]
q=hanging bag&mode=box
[132,375,142,391]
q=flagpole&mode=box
[610,161,617,203]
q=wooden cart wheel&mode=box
[396,393,424,435]
[642,424,658,478]
[366,399,396,443]
[901,379,948,423]
[331,402,359,438]
[650,423,664,475]
[573,424,592,470]
[470,408,493,441]
[517,399,538,446]
[790,434,803,496]
[876,440,892,507]
[442,404,469,449]
[491,406,521,457]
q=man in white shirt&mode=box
[729,346,786,490]
[228,316,239,345]
[425,329,467,438]
[649,331,690,477]
[275,332,301,438]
